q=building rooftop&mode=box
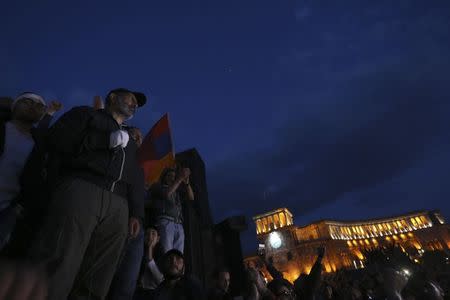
[302,209,443,227]
[253,207,293,221]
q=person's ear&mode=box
[108,93,118,106]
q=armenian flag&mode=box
[138,113,175,185]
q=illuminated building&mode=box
[245,208,450,282]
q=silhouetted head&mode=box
[11,92,46,123]
[105,88,146,121]
[162,249,185,280]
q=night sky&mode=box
[2,0,450,255]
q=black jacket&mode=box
[46,106,143,218]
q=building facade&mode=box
[245,208,450,282]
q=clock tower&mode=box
[253,208,297,257]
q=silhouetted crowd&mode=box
[0,91,449,300]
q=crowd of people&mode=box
[0,89,200,300]
[0,90,449,300]
[243,246,449,300]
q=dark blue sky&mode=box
[2,0,450,254]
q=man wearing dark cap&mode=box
[31,88,147,300]
[154,249,206,300]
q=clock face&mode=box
[269,232,282,249]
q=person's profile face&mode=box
[13,99,46,123]
[146,228,159,244]
[111,92,138,119]
[217,272,231,292]
[164,171,176,185]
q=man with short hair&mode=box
[149,167,194,254]
[154,249,205,300]
[32,88,146,300]
[0,92,61,251]
[208,268,232,300]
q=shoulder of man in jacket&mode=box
[0,120,6,156]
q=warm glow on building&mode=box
[254,208,294,234]
[245,209,450,278]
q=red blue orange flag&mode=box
[138,113,175,185]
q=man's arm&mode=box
[304,247,325,299]
[185,182,194,201]
[165,168,191,199]
[37,101,63,129]
[128,168,145,238]
[145,230,164,286]
[258,251,283,280]
[36,114,53,129]
[165,177,185,199]
[47,106,110,154]
[146,260,164,286]
[265,261,283,280]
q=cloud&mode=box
[208,1,450,254]
[302,146,450,223]
[295,6,311,21]
[208,59,450,253]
